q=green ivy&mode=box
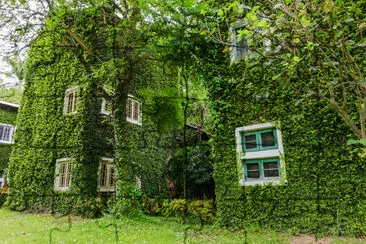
[0,106,17,171]
[207,57,366,236]
[6,5,179,215]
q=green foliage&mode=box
[217,0,366,140]
[0,185,8,207]
[162,199,188,219]
[167,144,214,199]
[187,199,216,223]
[206,54,366,236]
[6,3,179,215]
[160,198,216,224]
[0,88,23,104]
[0,105,17,171]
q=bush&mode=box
[160,198,216,223]
[0,185,8,207]
[188,199,216,223]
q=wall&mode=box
[207,59,366,236]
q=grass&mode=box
[0,208,364,243]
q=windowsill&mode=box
[63,112,77,116]
[239,177,285,186]
[99,188,115,192]
[241,149,282,160]
[0,140,13,144]
[101,110,111,115]
[127,118,142,125]
[54,187,70,191]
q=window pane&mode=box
[235,28,247,59]
[65,162,71,187]
[263,162,279,177]
[127,100,133,119]
[67,92,74,113]
[100,163,107,187]
[246,163,260,178]
[109,167,115,187]
[0,125,12,141]
[244,134,257,149]
[133,102,139,120]
[261,131,275,147]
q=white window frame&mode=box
[230,22,248,62]
[0,124,15,144]
[99,157,116,192]
[0,171,4,187]
[101,98,112,115]
[235,122,286,186]
[230,19,271,63]
[63,87,78,115]
[126,95,142,125]
[54,158,72,191]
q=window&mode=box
[244,158,280,181]
[231,18,271,62]
[232,25,248,61]
[242,128,277,152]
[0,171,4,187]
[126,97,141,125]
[64,88,78,114]
[54,158,72,191]
[101,98,112,115]
[235,122,286,186]
[0,124,15,143]
[99,158,115,192]
[101,96,141,125]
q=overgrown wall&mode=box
[207,59,366,236]
[0,106,17,173]
[6,5,178,213]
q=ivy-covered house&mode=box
[207,23,366,236]
[0,101,19,187]
[6,5,179,213]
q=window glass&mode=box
[244,134,257,149]
[261,131,275,147]
[263,161,279,177]
[246,163,260,178]
[0,125,13,142]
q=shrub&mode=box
[188,199,216,223]
[0,185,8,207]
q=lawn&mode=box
[0,208,364,244]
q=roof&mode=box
[0,100,20,110]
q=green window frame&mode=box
[244,158,280,180]
[241,128,278,152]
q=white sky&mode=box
[0,0,46,87]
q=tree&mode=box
[215,0,366,140]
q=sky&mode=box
[0,0,46,87]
